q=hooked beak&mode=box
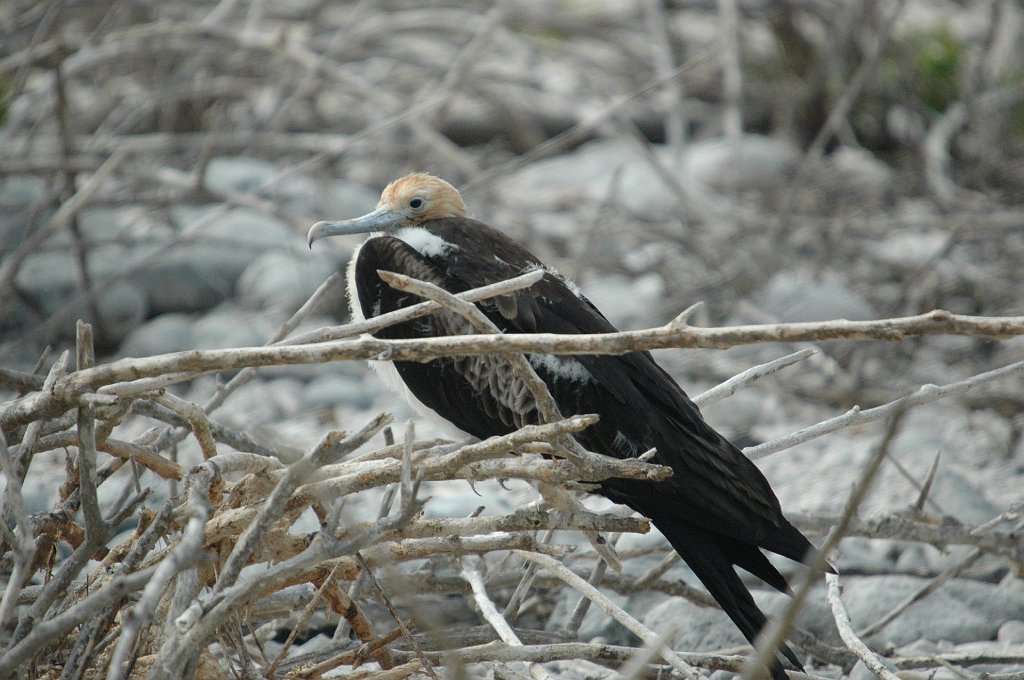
[307,206,406,249]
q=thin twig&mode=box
[694,348,815,408]
[742,409,908,680]
[461,554,556,680]
[515,549,701,680]
[746,359,1024,460]
[825,573,901,680]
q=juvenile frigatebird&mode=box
[308,173,823,679]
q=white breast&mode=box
[347,240,475,439]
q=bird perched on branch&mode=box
[308,173,825,679]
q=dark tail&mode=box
[654,518,804,680]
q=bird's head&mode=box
[307,173,467,248]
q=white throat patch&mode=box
[396,227,457,257]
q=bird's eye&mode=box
[409,198,424,209]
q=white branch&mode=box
[826,573,901,680]
[515,550,701,680]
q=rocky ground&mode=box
[1,1,1023,678]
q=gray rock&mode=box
[0,176,47,249]
[998,620,1024,644]
[119,313,196,357]
[548,582,633,644]
[828,146,896,199]
[157,208,298,313]
[508,134,797,220]
[172,204,295,249]
[757,270,875,323]
[14,203,295,333]
[842,575,1024,647]
[540,659,618,680]
[320,179,380,219]
[204,156,280,195]
[46,206,131,247]
[192,304,274,350]
[581,272,664,330]
[831,537,898,575]
[237,251,339,313]
[304,373,375,411]
[95,282,149,345]
[869,231,949,266]
[14,248,79,315]
[215,376,307,424]
[11,248,144,344]
[685,135,798,192]
[204,156,319,215]
[642,593,770,652]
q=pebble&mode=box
[303,373,376,411]
[508,134,797,220]
[998,620,1024,644]
[320,179,381,219]
[757,269,875,323]
[842,575,1024,647]
[119,313,196,358]
[204,156,320,215]
[237,250,340,313]
[191,304,274,350]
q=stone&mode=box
[757,269,875,323]
[192,304,274,350]
[304,373,375,411]
[119,313,196,358]
[581,272,664,330]
[869,231,949,266]
[508,134,797,220]
[841,575,1024,647]
[237,250,339,313]
[319,179,381,219]
[998,620,1024,644]
[204,156,320,215]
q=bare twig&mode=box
[515,550,701,680]
[695,348,815,408]
[0,428,34,630]
[106,478,211,680]
[742,409,908,680]
[0,566,158,676]
[7,310,1022,433]
[75,321,105,543]
[212,414,391,595]
[746,359,1024,460]
[825,573,901,680]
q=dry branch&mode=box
[4,310,1021,432]
[826,573,901,680]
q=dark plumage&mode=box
[308,174,826,679]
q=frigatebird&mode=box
[308,173,823,679]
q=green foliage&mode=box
[0,76,9,126]
[909,24,963,113]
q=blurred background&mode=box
[2,0,1022,361]
[2,0,1024,669]
[2,0,1023,500]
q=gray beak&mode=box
[307,207,406,248]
